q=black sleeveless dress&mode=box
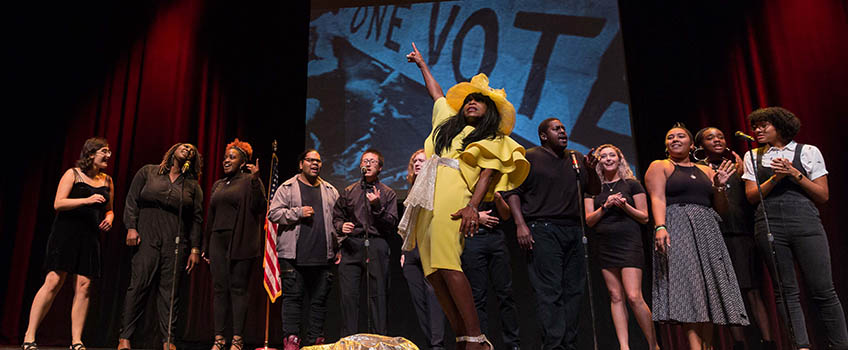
[43,169,110,278]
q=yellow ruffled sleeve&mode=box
[458,136,530,201]
[431,96,455,130]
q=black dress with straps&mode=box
[586,178,646,268]
[43,168,110,278]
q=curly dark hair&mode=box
[158,143,203,179]
[433,93,502,156]
[747,107,801,142]
[75,137,109,172]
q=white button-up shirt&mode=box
[742,141,828,181]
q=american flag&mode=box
[263,151,282,303]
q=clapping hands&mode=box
[604,192,626,209]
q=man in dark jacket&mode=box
[333,149,398,336]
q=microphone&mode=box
[570,152,581,174]
[735,131,756,142]
[360,167,374,190]
[181,160,191,174]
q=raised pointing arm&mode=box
[406,42,444,101]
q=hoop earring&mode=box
[692,147,706,162]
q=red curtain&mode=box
[0,0,230,345]
[1,0,302,345]
[623,0,848,348]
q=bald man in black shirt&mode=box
[503,118,599,350]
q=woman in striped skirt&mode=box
[645,123,749,349]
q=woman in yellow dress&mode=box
[400,43,529,350]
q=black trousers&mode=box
[402,248,446,350]
[209,230,254,337]
[280,259,333,344]
[338,236,390,336]
[526,222,585,350]
[461,230,520,348]
[755,199,848,349]
[120,239,188,342]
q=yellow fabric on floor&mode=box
[301,333,419,350]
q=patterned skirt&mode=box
[652,203,749,325]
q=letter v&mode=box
[428,3,460,66]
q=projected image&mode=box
[307,0,634,193]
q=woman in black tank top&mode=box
[645,123,749,349]
[743,107,847,349]
[22,137,114,350]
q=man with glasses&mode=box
[268,149,340,349]
[332,149,398,336]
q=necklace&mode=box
[669,158,698,180]
[603,179,618,192]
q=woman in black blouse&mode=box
[203,139,265,350]
[583,144,656,350]
[695,127,775,350]
[119,143,204,350]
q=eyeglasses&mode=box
[361,159,380,165]
[97,149,112,156]
[303,158,322,164]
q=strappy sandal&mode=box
[22,342,38,350]
[456,334,493,350]
[212,337,226,350]
[230,337,244,350]
[70,343,87,350]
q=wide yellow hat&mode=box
[445,73,516,135]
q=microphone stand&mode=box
[571,152,598,350]
[361,169,373,334]
[166,163,188,350]
[744,139,797,349]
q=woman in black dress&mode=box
[119,143,203,350]
[203,139,265,350]
[694,127,775,350]
[22,137,114,350]
[645,123,748,349]
[583,144,656,350]
[742,107,848,349]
